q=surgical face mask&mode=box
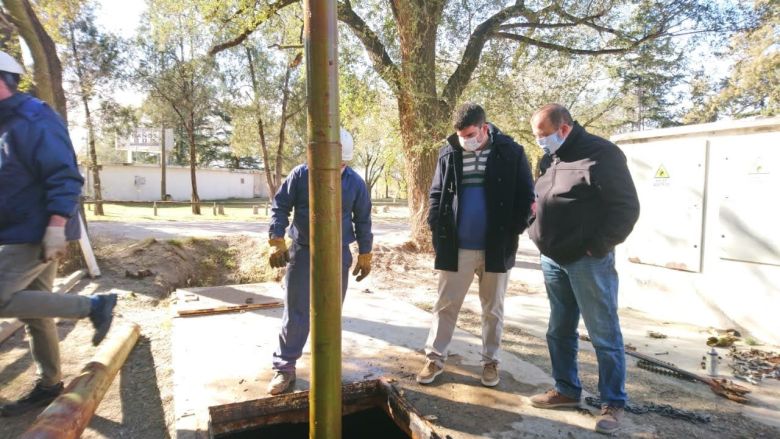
[459,128,484,152]
[537,130,565,156]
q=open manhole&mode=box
[208,378,441,438]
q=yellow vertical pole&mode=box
[304,0,342,438]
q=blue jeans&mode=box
[541,252,626,408]
[272,242,352,371]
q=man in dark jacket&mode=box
[417,102,534,387]
[527,104,639,435]
[0,51,117,417]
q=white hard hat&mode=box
[0,51,24,74]
[340,128,354,161]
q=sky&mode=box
[95,0,146,39]
[60,1,146,152]
[95,0,146,107]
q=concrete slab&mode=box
[173,283,652,438]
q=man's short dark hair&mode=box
[452,102,486,130]
[533,104,573,129]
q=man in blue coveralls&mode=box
[266,128,373,395]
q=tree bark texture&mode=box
[2,0,67,120]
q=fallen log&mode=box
[19,322,141,439]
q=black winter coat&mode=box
[428,124,534,272]
[529,122,640,264]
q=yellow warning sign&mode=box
[655,165,670,179]
[749,157,769,175]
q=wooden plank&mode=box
[0,270,87,344]
[177,301,283,317]
[78,214,101,277]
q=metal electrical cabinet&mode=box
[614,118,780,272]
[612,118,780,344]
[621,138,708,272]
[714,132,780,266]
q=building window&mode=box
[241,178,245,184]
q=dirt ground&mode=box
[1,230,779,438]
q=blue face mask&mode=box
[537,131,565,156]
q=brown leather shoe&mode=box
[481,362,500,387]
[416,359,444,384]
[529,389,580,408]
[595,405,623,434]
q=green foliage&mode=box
[685,0,779,122]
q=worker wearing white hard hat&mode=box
[266,127,373,395]
[0,50,118,417]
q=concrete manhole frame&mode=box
[208,378,442,438]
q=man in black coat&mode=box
[417,102,534,387]
[527,103,640,435]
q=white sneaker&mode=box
[416,359,444,384]
[267,370,296,395]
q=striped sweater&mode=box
[457,143,492,249]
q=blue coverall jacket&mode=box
[269,164,373,254]
[0,93,83,245]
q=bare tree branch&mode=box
[552,8,622,36]
[498,11,606,31]
[268,43,303,49]
[493,30,663,56]
[337,1,400,93]
[441,2,529,107]
[208,0,298,56]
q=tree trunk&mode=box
[67,23,103,215]
[187,113,200,214]
[245,46,279,198]
[393,0,449,246]
[396,88,446,248]
[84,105,102,214]
[161,127,167,200]
[2,0,67,120]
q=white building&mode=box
[613,116,780,344]
[82,164,270,201]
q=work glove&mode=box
[268,237,290,268]
[42,226,67,262]
[352,253,372,282]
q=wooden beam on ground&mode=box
[18,323,141,439]
[176,301,283,317]
[0,269,87,344]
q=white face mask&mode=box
[458,127,484,152]
[537,131,565,156]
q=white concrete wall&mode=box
[613,117,780,345]
[83,164,270,201]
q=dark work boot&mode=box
[0,381,64,417]
[89,293,118,346]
